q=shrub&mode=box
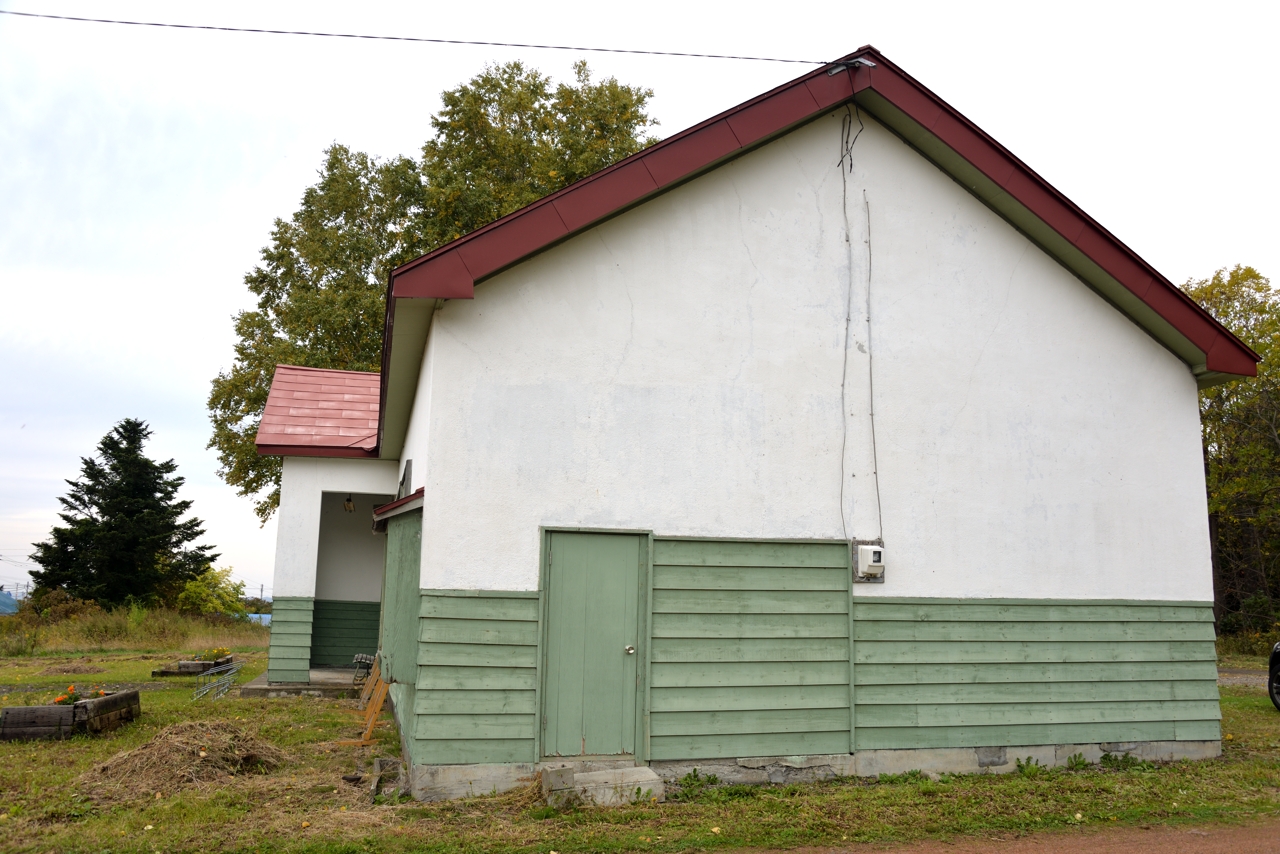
[17,589,104,625]
[0,617,40,656]
[1216,627,1280,658]
[243,596,272,614]
[176,568,247,619]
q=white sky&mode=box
[1,0,1276,597]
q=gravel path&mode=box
[1218,668,1268,689]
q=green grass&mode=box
[1218,652,1270,671]
[3,652,1280,853]
[0,609,269,657]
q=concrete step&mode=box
[544,765,665,807]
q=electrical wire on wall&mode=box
[864,189,884,544]
[836,96,884,547]
[837,103,861,543]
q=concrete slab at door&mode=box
[544,532,643,757]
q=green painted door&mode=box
[543,532,644,758]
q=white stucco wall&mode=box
[272,457,400,597]
[314,492,394,602]
[399,110,1212,601]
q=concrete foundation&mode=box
[410,762,538,801]
[238,668,360,699]
[544,766,665,807]
[405,739,1220,801]
[649,740,1222,784]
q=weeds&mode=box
[1066,752,1092,771]
[0,622,39,656]
[1101,752,1157,772]
[0,608,266,654]
[1015,756,1046,778]
[667,767,721,801]
[1217,630,1280,659]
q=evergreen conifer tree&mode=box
[29,419,217,606]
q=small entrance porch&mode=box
[262,457,398,688]
[240,666,363,699]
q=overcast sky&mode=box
[1,0,1276,596]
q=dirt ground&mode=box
[819,819,1280,852]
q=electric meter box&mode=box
[856,545,886,580]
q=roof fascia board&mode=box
[378,46,1257,400]
[377,296,437,460]
[371,487,424,531]
[256,444,378,459]
[855,57,1256,380]
[373,487,425,520]
[856,88,1209,372]
[388,65,857,301]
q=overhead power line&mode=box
[0,10,827,64]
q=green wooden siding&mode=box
[852,597,1220,750]
[268,597,314,683]
[412,590,540,765]
[380,513,422,686]
[310,600,380,667]
[395,532,1220,768]
[648,539,852,761]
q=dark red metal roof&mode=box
[255,365,380,458]
[386,45,1258,380]
[372,487,424,518]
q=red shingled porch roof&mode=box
[255,365,380,458]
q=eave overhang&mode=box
[256,445,379,459]
[376,45,1260,459]
[372,487,424,532]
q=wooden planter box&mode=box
[0,690,141,741]
[151,656,232,677]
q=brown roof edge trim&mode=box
[376,283,396,457]
[387,56,861,300]
[256,444,379,459]
[268,364,383,377]
[373,487,424,519]
[858,52,1258,375]
[382,45,1258,379]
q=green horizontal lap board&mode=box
[852,598,1221,751]
[309,600,380,667]
[381,513,422,687]
[648,539,852,761]
[412,590,539,766]
[268,597,314,683]
[380,512,423,758]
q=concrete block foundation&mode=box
[545,767,665,807]
[407,740,1221,801]
[650,740,1222,784]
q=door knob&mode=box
[624,645,636,654]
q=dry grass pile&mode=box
[80,721,288,802]
[38,659,106,675]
